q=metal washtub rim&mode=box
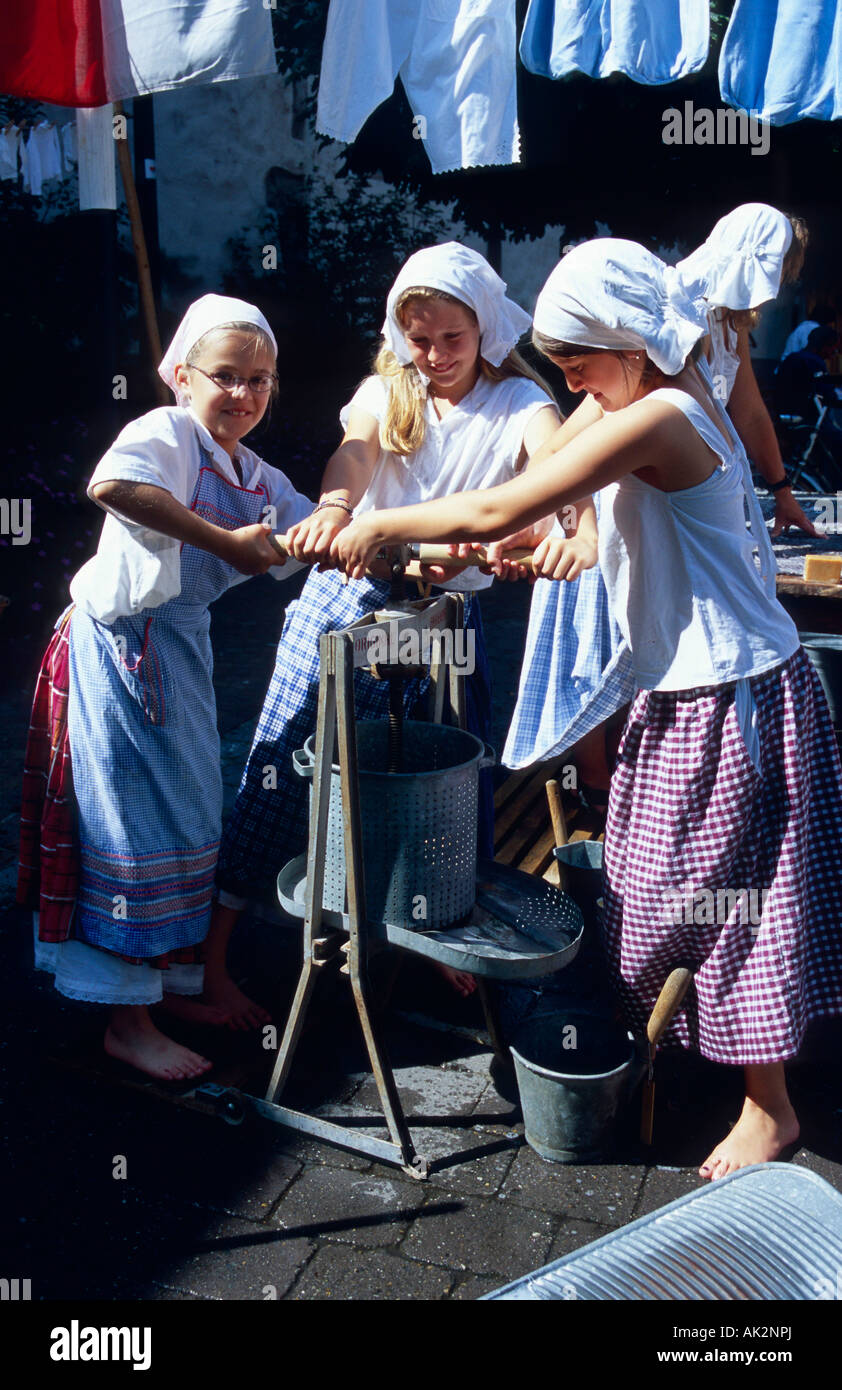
[302,722,490,781]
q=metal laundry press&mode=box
[239,583,583,1179]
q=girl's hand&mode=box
[222,523,284,576]
[331,518,383,580]
[483,520,555,582]
[771,490,818,538]
[532,532,598,582]
[284,507,351,565]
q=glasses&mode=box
[188,365,278,394]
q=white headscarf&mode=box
[158,294,277,406]
[381,242,531,370]
[533,239,708,376]
[676,204,794,312]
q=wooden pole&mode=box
[113,100,168,405]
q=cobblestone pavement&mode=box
[3,565,842,1305]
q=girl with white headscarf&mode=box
[333,238,842,1180]
[505,205,814,809]
[677,203,815,538]
[213,243,575,998]
[20,295,312,1079]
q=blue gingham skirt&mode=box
[216,567,494,899]
[503,558,634,768]
[68,601,221,959]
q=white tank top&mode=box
[598,387,799,692]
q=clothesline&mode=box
[0,118,77,197]
[317,0,842,176]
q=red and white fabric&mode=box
[1,0,276,107]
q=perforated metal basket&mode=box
[294,720,494,930]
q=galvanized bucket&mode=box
[511,1007,638,1163]
[799,632,842,726]
[553,839,604,965]
[294,720,495,930]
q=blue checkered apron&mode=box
[216,566,494,899]
[503,507,635,769]
[68,447,271,959]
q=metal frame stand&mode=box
[254,594,486,1179]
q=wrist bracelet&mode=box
[315,498,354,517]
[769,476,791,493]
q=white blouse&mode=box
[599,388,798,692]
[706,308,741,404]
[341,373,556,591]
[70,407,312,623]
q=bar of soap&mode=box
[804,555,842,584]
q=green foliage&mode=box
[305,173,453,347]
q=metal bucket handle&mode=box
[479,742,496,770]
[293,747,313,780]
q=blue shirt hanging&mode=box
[519,0,709,84]
[719,0,842,124]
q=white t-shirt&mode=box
[340,373,555,591]
[781,320,819,361]
[70,407,311,622]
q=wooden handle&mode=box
[266,538,537,569]
[646,967,693,1046]
[546,779,569,847]
[546,780,568,891]
[414,544,535,568]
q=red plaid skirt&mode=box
[17,609,77,939]
[602,646,842,1065]
[18,609,201,970]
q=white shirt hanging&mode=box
[70,407,312,623]
[317,0,520,174]
[60,121,78,177]
[33,122,62,184]
[19,128,41,195]
[0,126,19,181]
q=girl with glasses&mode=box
[19,295,312,1080]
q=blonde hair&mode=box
[376,286,554,456]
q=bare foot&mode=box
[433,961,477,998]
[202,972,272,1031]
[158,993,232,1026]
[698,1095,800,1181]
[105,1006,212,1081]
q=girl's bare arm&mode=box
[91,480,280,574]
[333,397,692,579]
[727,329,817,536]
[285,408,382,562]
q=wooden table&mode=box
[776,574,842,633]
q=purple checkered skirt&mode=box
[602,645,842,1065]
